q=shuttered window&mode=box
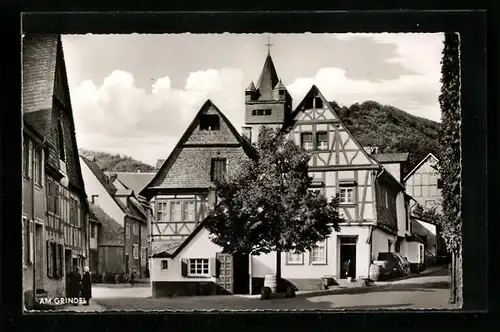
[210,158,227,183]
[188,258,210,276]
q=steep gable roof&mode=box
[256,53,280,100]
[372,153,409,163]
[23,33,87,196]
[142,99,256,194]
[403,152,439,182]
[105,171,156,194]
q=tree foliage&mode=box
[79,148,155,172]
[205,126,343,256]
[438,33,462,254]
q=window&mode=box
[189,258,210,276]
[58,121,65,161]
[126,224,131,239]
[314,97,323,108]
[46,241,63,278]
[157,201,168,221]
[301,133,313,151]
[286,251,304,265]
[310,241,327,264]
[23,139,30,178]
[199,114,220,131]
[316,132,328,150]
[33,148,43,186]
[211,158,227,183]
[304,96,314,109]
[90,224,96,238]
[47,179,60,215]
[339,187,355,204]
[170,201,182,221]
[183,201,195,221]
[133,223,139,235]
[437,178,443,189]
[161,260,168,270]
[133,244,139,259]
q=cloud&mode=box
[72,68,246,165]
[72,34,443,165]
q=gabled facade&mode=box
[403,153,443,212]
[247,84,409,288]
[22,34,89,307]
[142,99,256,297]
[80,156,149,277]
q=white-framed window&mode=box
[339,187,355,204]
[170,201,182,221]
[188,258,210,276]
[157,201,168,221]
[316,132,328,150]
[33,148,43,186]
[286,251,304,265]
[301,133,313,151]
[133,244,139,259]
[183,201,195,221]
[310,241,327,264]
[161,260,168,270]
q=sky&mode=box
[61,33,444,166]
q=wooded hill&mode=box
[80,101,440,175]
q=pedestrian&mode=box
[67,266,82,306]
[130,268,136,286]
[82,266,92,306]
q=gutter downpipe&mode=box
[32,136,46,307]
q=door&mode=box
[216,253,233,294]
[34,224,44,290]
[125,254,129,273]
[339,237,357,279]
[233,254,250,295]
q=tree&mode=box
[438,32,462,304]
[205,126,343,291]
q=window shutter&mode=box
[28,222,34,264]
[181,258,188,277]
[209,257,217,277]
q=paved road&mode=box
[63,267,457,311]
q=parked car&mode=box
[376,252,409,279]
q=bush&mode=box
[261,287,272,300]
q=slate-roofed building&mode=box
[80,156,150,277]
[22,34,89,308]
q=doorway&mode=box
[125,254,129,273]
[339,236,357,279]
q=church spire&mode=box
[256,52,280,100]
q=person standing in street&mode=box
[82,266,92,306]
[67,266,82,306]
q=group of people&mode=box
[67,266,92,306]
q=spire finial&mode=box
[265,36,273,55]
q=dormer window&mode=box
[58,120,65,161]
[199,115,220,131]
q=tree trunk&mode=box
[275,250,282,293]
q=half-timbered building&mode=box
[141,100,256,297]
[22,34,89,307]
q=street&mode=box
[62,267,457,312]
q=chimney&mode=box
[242,126,252,142]
[91,195,99,205]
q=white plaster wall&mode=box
[371,228,397,262]
[396,191,408,236]
[383,163,401,182]
[151,227,222,282]
[80,157,125,225]
[405,242,421,264]
[252,226,372,279]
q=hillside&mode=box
[330,101,440,175]
[79,149,155,172]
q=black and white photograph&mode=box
[21,30,463,312]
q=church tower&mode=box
[242,44,293,144]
